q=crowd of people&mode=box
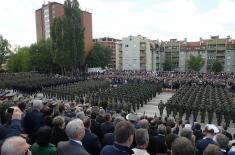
[0,98,234,155]
[0,71,235,155]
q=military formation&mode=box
[93,83,162,113]
[0,73,80,94]
[161,84,235,126]
[42,80,111,101]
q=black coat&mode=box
[82,129,101,155]
[51,127,68,146]
[23,109,44,137]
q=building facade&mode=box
[93,37,121,69]
[116,35,235,73]
[35,2,93,57]
[116,35,155,71]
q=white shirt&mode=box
[132,148,150,155]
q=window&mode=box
[125,44,129,47]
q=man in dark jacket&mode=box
[196,127,215,155]
[82,116,101,155]
[101,113,114,137]
[23,100,44,143]
[90,112,102,141]
[100,121,134,155]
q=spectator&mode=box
[82,116,101,155]
[155,124,167,154]
[203,144,223,155]
[102,116,125,146]
[215,134,229,155]
[165,133,178,155]
[101,113,114,137]
[180,128,194,144]
[31,126,56,155]
[90,112,102,141]
[4,106,24,139]
[100,121,135,155]
[1,136,31,155]
[138,119,149,129]
[193,123,204,143]
[23,100,44,144]
[171,137,195,155]
[196,126,215,155]
[50,116,68,146]
[57,119,89,155]
[132,129,150,155]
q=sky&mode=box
[0,0,235,47]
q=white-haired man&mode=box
[57,119,90,155]
[1,136,31,155]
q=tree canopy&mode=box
[7,47,31,72]
[187,55,204,72]
[0,35,11,67]
[211,59,223,73]
[86,43,112,68]
[162,58,173,71]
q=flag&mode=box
[191,119,195,130]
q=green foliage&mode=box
[86,43,112,68]
[0,35,11,66]
[211,59,223,73]
[50,0,85,73]
[187,55,204,72]
[7,47,31,72]
[63,0,84,69]
[29,39,54,73]
[162,58,173,71]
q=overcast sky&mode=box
[1,0,235,47]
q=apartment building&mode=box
[116,35,155,71]
[93,37,121,69]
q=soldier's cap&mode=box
[126,113,138,122]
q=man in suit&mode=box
[23,100,44,144]
[100,121,135,155]
[82,116,101,155]
[57,119,90,155]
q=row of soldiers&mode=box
[92,83,162,113]
[42,80,111,101]
[161,84,235,126]
[0,73,80,94]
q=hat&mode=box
[126,113,138,122]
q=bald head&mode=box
[1,136,31,155]
[138,119,149,129]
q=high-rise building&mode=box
[93,37,121,69]
[35,1,93,57]
[116,35,156,71]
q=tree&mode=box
[187,55,204,72]
[211,59,223,73]
[51,17,66,74]
[7,47,31,72]
[0,35,11,67]
[86,43,112,68]
[29,39,54,73]
[63,0,84,71]
[162,58,173,71]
